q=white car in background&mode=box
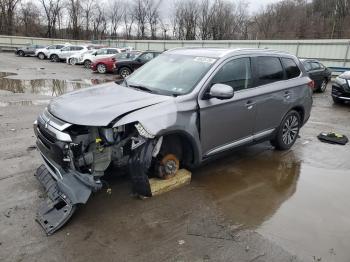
[48,45,92,62]
[35,43,70,60]
[81,48,125,68]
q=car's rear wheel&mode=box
[50,54,59,62]
[318,79,328,93]
[84,60,91,68]
[97,64,107,74]
[119,67,132,78]
[271,110,301,150]
[38,52,45,60]
[18,50,25,57]
[70,58,77,65]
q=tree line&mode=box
[0,0,350,40]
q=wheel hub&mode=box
[158,154,179,179]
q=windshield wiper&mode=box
[129,84,156,94]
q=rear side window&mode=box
[281,58,301,79]
[256,57,284,85]
[311,62,321,70]
[303,62,312,71]
[211,57,252,91]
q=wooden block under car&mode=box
[149,169,191,196]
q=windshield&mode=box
[126,54,216,95]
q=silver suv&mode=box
[33,48,313,234]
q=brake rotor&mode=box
[157,154,180,179]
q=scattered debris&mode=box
[245,246,250,252]
[317,132,348,145]
[27,145,36,151]
[10,128,16,131]
[178,240,185,245]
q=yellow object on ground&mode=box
[149,169,191,196]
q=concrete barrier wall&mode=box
[1,35,350,68]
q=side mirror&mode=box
[136,58,142,62]
[208,83,234,100]
[94,52,97,56]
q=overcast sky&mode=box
[159,0,282,18]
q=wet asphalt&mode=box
[0,52,349,262]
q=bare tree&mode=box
[39,0,62,37]
[145,0,162,39]
[122,4,135,39]
[0,0,21,34]
[67,0,82,39]
[109,0,124,38]
[133,0,148,38]
[81,0,96,39]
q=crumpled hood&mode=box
[48,82,172,126]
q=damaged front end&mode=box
[34,109,156,235]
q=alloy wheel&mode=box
[320,79,328,92]
[120,69,130,78]
[38,53,45,60]
[97,64,106,74]
[282,115,299,145]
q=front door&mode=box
[198,57,257,157]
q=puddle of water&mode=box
[194,145,350,261]
[0,72,118,96]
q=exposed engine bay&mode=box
[34,109,170,235]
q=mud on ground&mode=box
[0,52,349,262]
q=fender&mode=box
[114,99,202,165]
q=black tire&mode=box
[38,52,45,60]
[271,110,301,151]
[317,78,328,93]
[97,63,107,74]
[18,50,25,57]
[119,67,132,78]
[332,96,344,104]
[50,54,59,62]
[84,60,91,68]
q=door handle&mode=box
[284,91,291,99]
[245,100,255,110]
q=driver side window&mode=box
[211,57,252,92]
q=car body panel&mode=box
[35,44,68,58]
[83,48,124,64]
[114,51,161,74]
[48,83,172,126]
[301,59,331,89]
[16,44,46,56]
[332,71,350,101]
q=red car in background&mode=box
[91,51,141,74]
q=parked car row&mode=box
[15,43,161,77]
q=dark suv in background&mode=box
[33,48,313,235]
[332,71,350,104]
[115,51,161,77]
[301,59,331,92]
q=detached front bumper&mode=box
[34,119,102,235]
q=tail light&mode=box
[308,80,315,90]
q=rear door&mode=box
[308,61,323,86]
[252,56,298,137]
[198,57,257,157]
